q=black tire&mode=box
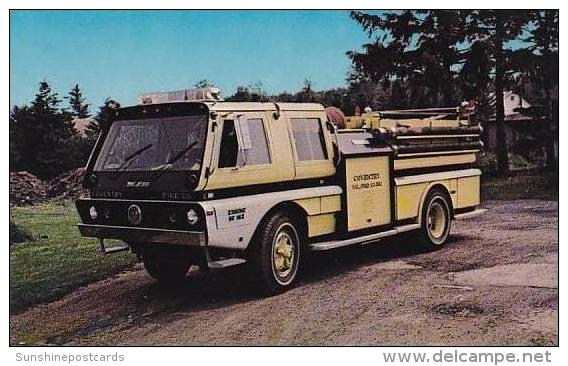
[143,249,191,283]
[250,211,302,295]
[418,188,452,249]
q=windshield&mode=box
[94,115,208,172]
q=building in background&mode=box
[483,91,556,170]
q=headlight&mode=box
[89,206,98,220]
[187,209,199,225]
[127,205,142,225]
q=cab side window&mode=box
[218,118,271,168]
[290,118,328,161]
[218,120,238,168]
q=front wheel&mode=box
[250,211,302,295]
[419,189,452,249]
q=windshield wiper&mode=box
[151,141,198,172]
[111,143,153,178]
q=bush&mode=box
[9,220,33,244]
[478,152,498,175]
[509,153,530,170]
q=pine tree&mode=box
[85,98,120,140]
[348,10,533,174]
[463,10,532,174]
[9,105,33,171]
[10,81,82,179]
[66,84,90,118]
[348,10,468,108]
[526,10,558,169]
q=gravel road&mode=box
[10,199,558,346]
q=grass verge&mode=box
[481,172,558,200]
[10,200,137,314]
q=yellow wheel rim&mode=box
[273,231,295,278]
[428,201,447,239]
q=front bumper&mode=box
[77,223,206,246]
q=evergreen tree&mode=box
[77,98,121,164]
[85,98,120,140]
[9,105,32,171]
[348,10,534,174]
[10,81,82,178]
[348,10,468,108]
[523,10,558,169]
[462,10,532,174]
[66,84,90,118]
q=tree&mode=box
[348,10,536,174]
[194,79,214,88]
[295,79,316,103]
[272,91,295,103]
[348,11,468,108]
[225,86,252,102]
[85,98,121,140]
[463,10,532,174]
[65,84,90,118]
[10,81,82,179]
[248,80,267,102]
[523,10,559,169]
[9,105,32,170]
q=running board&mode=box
[207,258,247,269]
[98,238,129,255]
[454,208,486,220]
[309,224,420,251]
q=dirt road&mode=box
[10,199,558,346]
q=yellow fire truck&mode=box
[76,88,484,293]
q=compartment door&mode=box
[346,156,391,231]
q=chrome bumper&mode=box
[77,223,206,246]
[454,208,487,220]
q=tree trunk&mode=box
[494,12,509,175]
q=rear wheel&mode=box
[419,189,452,249]
[142,248,192,282]
[250,211,302,295]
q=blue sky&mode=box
[10,10,374,109]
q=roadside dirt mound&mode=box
[11,168,88,205]
[9,171,48,205]
[47,168,87,201]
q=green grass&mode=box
[481,172,558,201]
[10,201,137,314]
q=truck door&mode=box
[204,111,294,191]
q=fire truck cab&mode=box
[76,88,484,293]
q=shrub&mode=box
[9,220,33,244]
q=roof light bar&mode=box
[137,87,222,105]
